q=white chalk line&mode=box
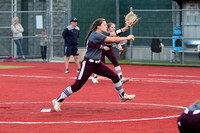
[1,74,200,84]
[0,115,181,124]
[72,77,200,84]
[149,74,200,78]
[129,77,200,84]
[0,101,186,124]
[0,74,64,79]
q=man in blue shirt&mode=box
[62,17,80,73]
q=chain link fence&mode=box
[130,9,200,64]
[0,10,67,61]
[0,1,200,65]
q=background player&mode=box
[62,17,81,73]
[177,99,200,133]
[52,18,136,112]
[92,22,137,84]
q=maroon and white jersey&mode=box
[85,31,107,60]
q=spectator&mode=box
[62,17,80,73]
[11,17,25,59]
[36,29,47,62]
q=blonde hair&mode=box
[193,99,200,104]
[107,22,115,29]
[12,17,19,27]
[189,99,200,106]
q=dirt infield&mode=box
[0,61,199,133]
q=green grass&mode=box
[105,59,200,67]
[0,65,34,69]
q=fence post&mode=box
[129,7,133,63]
[116,0,119,29]
[11,0,17,57]
[67,0,71,26]
[46,9,50,62]
[46,0,53,62]
[181,9,185,64]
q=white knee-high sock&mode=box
[57,86,73,102]
[115,66,122,79]
[114,81,124,97]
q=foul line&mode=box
[0,101,186,124]
[1,74,200,84]
[0,74,64,79]
[149,74,200,78]
[72,77,200,84]
[129,77,200,84]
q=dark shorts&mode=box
[64,45,79,57]
[101,48,119,67]
[177,109,200,133]
[71,58,120,92]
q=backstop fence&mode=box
[0,8,200,65]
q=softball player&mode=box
[52,18,136,112]
[177,99,200,133]
[92,22,131,84]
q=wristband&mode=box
[115,29,123,36]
